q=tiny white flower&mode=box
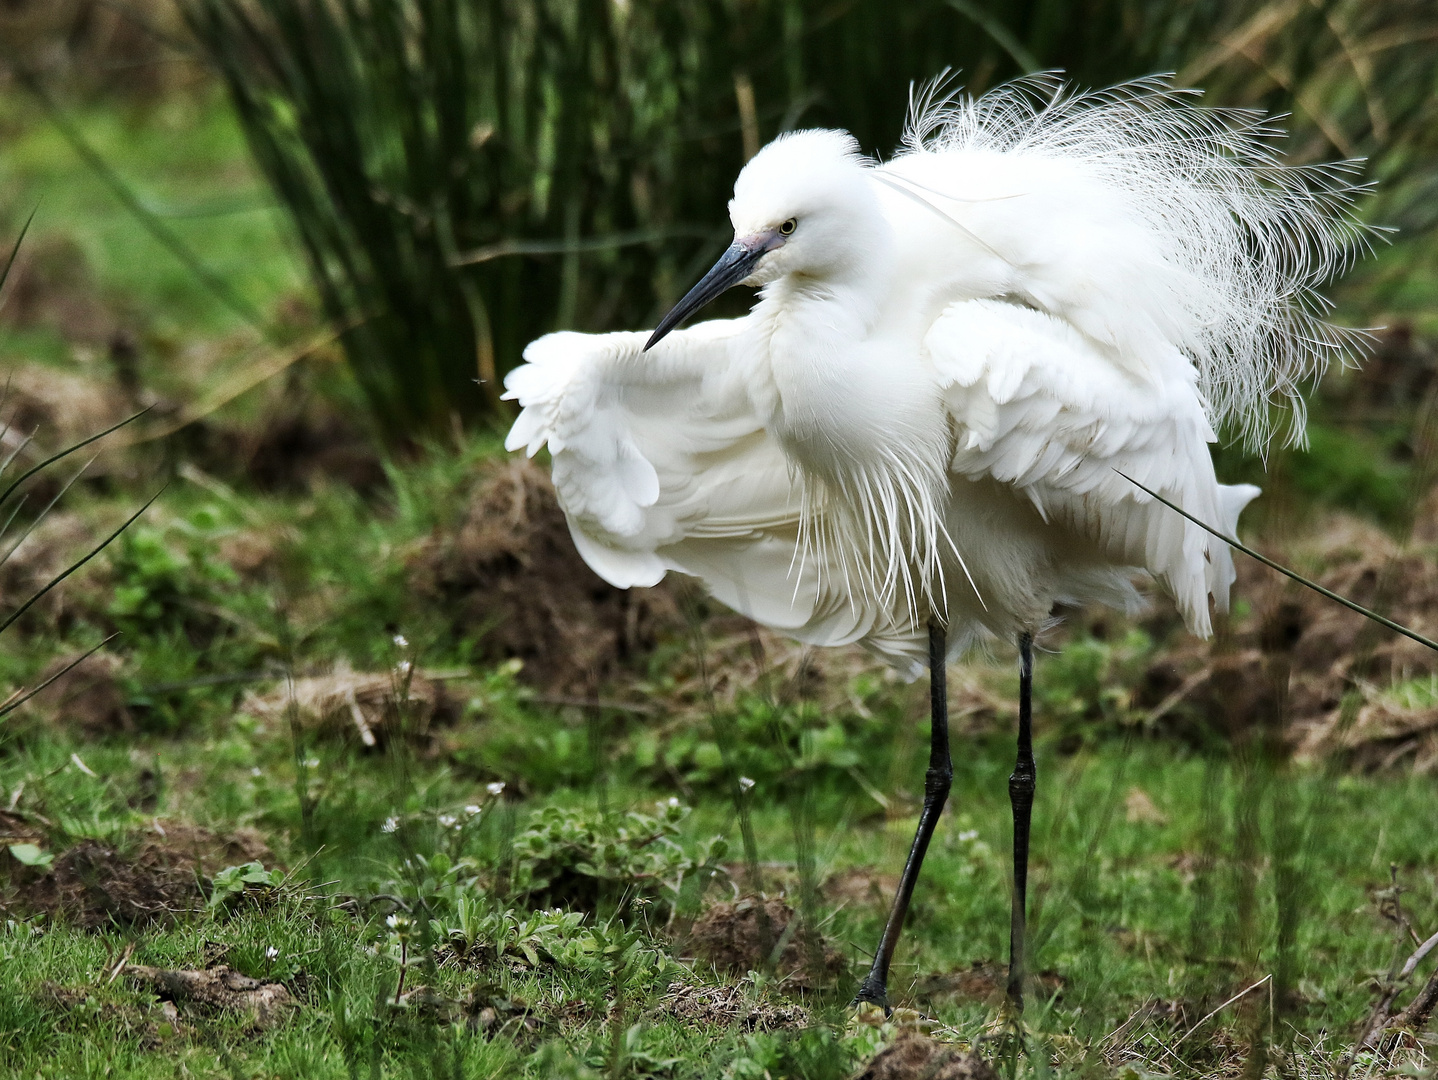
[438,814,457,828]
[666,796,681,807]
[303,757,320,769]
[396,660,412,676]
[958,830,979,843]
[250,767,262,778]
[463,804,482,816]
[486,781,505,797]
[737,777,755,793]
[386,913,400,929]
[382,816,399,834]
[393,634,409,648]
[265,946,279,960]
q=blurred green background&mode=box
[3,0,1435,451]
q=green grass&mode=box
[2,679,1435,1076]
[0,431,1435,1077]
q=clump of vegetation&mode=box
[182,0,1438,440]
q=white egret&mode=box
[504,75,1368,1010]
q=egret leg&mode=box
[853,620,951,1011]
[1006,632,1036,1010]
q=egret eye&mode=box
[778,218,797,236]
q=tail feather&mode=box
[1209,482,1261,613]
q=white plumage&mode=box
[504,75,1368,676]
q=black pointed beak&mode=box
[644,233,778,351]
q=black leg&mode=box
[1007,632,1036,1010]
[854,620,952,1011]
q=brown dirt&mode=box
[408,457,678,693]
[174,392,388,497]
[0,235,116,345]
[822,867,900,909]
[0,0,201,97]
[855,1033,997,1080]
[913,961,1065,1006]
[0,809,45,847]
[11,839,204,927]
[682,896,847,990]
[655,980,810,1030]
[30,650,133,738]
[138,821,275,875]
[1123,786,1168,825]
[0,509,114,630]
[125,964,293,1028]
[240,408,388,495]
[242,662,456,747]
[1131,513,1438,771]
[0,364,145,633]
[0,364,131,467]
[4,823,274,928]
[216,526,288,579]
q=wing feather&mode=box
[503,321,890,655]
[928,299,1259,636]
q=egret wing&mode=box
[926,299,1258,636]
[504,321,887,649]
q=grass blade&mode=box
[0,406,151,511]
[1116,469,1438,653]
[0,488,164,637]
[20,74,267,333]
[0,206,38,303]
[0,633,121,720]
[0,459,95,567]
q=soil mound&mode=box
[243,661,455,747]
[0,510,112,630]
[409,458,677,693]
[913,961,1065,1006]
[855,1033,996,1080]
[1134,515,1438,770]
[31,650,133,737]
[125,964,293,1028]
[656,981,809,1030]
[683,896,846,989]
[4,823,273,928]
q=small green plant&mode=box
[106,518,239,637]
[650,690,896,796]
[429,901,588,969]
[208,861,286,911]
[1038,627,1155,747]
[724,1025,856,1080]
[5,843,53,870]
[511,799,728,915]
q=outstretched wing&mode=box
[926,298,1259,637]
[504,320,894,652]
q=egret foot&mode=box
[851,620,952,1011]
[851,976,890,1014]
[1006,632,1036,1011]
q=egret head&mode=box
[645,129,877,350]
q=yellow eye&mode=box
[778,218,797,236]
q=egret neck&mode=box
[751,228,956,622]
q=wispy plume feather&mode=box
[900,73,1376,452]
